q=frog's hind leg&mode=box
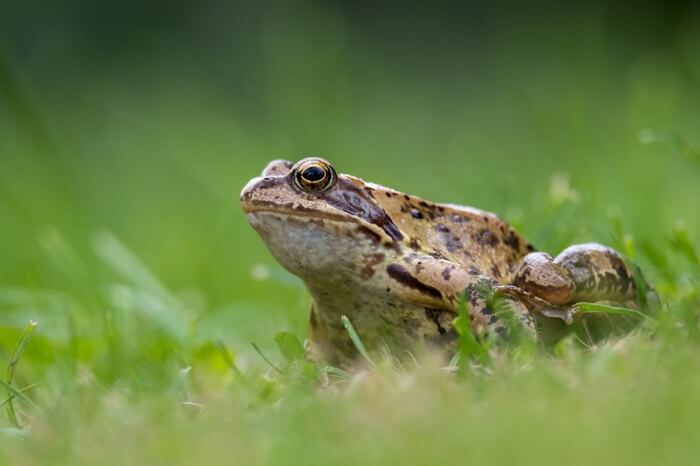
[512,243,643,307]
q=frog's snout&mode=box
[241,159,295,210]
[240,176,263,208]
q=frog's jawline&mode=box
[243,205,355,224]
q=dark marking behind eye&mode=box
[326,179,404,242]
[386,264,442,299]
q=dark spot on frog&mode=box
[474,228,499,247]
[608,254,633,294]
[491,264,502,279]
[468,266,480,275]
[434,224,463,253]
[385,192,393,197]
[442,265,456,281]
[415,261,424,274]
[504,230,521,251]
[526,243,536,252]
[403,195,410,201]
[410,208,424,219]
[386,264,442,299]
[409,238,421,250]
[361,253,386,279]
[424,308,447,335]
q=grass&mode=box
[1,8,700,464]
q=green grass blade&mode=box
[0,384,38,409]
[251,342,282,374]
[573,303,655,322]
[275,332,306,363]
[340,315,375,367]
[0,380,43,416]
[5,320,38,427]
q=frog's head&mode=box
[240,157,404,281]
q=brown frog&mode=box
[241,157,652,366]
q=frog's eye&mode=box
[293,159,337,192]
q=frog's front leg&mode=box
[462,280,537,341]
[511,243,640,308]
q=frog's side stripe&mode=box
[386,264,442,299]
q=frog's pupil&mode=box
[303,166,326,182]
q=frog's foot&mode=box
[493,285,576,325]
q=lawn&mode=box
[1,3,700,465]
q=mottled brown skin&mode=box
[241,157,648,366]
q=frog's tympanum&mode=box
[241,158,653,366]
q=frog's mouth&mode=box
[242,203,356,224]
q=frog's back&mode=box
[374,187,535,283]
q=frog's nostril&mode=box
[240,176,262,203]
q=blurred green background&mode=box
[2,0,699,317]
[1,2,700,464]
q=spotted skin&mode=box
[241,158,653,367]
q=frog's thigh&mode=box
[553,243,637,303]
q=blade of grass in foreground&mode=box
[341,315,375,368]
[573,303,655,322]
[4,320,39,427]
[0,384,38,408]
[0,381,42,414]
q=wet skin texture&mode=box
[241,158,651,366]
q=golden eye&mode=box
[293,159,337,192]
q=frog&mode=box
[240,157,653,366]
